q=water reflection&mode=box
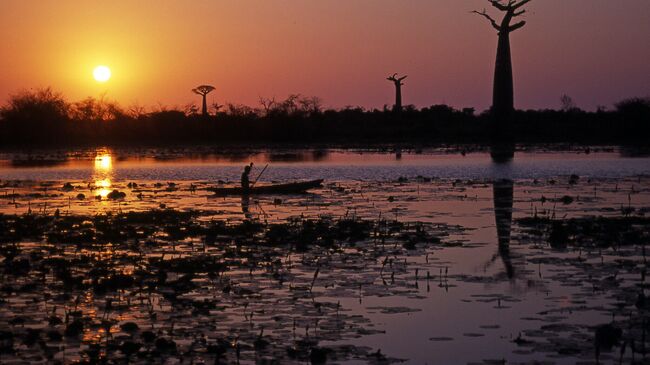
[9,157,68,168]
[241,195,253,220]
[493,179,514,279]
[311,149,329,161]
[261,150,329,163]
[490,141,515,164]
[93,150,113,198]
[491,142,515,278]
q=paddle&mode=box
[250,164,269,188]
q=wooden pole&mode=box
[251,164,269,188]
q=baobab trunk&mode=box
[387,74,407,113]
[201,95,208,116]
[395,85,403,112]
[493,32,514,119]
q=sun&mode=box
[93,65,111,83]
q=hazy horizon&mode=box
[1,0,649,111]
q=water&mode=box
[0,147,648,364]
[1,148,649,182]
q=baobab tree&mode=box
[192,85,215,116]
[473,0,533,119]
[387,74,407,112]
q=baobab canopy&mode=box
[473,0,531,34]
[192,85,215,96]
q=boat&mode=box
[208,179,324,195]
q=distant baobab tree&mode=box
[192,85,215,116]
[474,0,532,119]
[387,73,407,112]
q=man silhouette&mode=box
[241,162,254,193]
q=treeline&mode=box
[0,88,649,147]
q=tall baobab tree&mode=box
[473,0,532,119]
[387,74,407,112]
[192,85,215,116]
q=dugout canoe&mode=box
[208,179,323,195]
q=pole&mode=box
[251,164,269,188]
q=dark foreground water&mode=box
[0,147,649,364]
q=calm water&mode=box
[1,147,649,182]
[0,147,648,364]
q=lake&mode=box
[0,146,648,364]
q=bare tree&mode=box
[387,74,407,112]
[127,103,147,119]
[183,102,199,116]
[191,85,215,116]
[298,96,323,115]
[225,103,256,118]
[211,101,225,115]
[560,94,577,112]
[281,94,301,115]
[259,96,277,116]
[473,0,533,119]
[260,95,322,117]
[70,95,125,121]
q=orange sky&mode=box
[1,0,649,111]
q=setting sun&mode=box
[93,65,111,83]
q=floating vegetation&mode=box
[513,213,650,362]
[106,189,126,200]
[1,171,649,363]
[517,215,650,249]
[0,206,444,364]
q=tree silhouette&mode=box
[474,0,532,119]
[211,101,225,115]
[387,74,407,113]
[192,85,215,116]
[560,94,578,112]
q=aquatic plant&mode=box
[0,204,444,364]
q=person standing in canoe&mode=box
[241,162,254,193]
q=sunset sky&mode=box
[1,0,648,112]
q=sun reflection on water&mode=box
[95,178,112,198]
[93,150,114,199]
[95,153,112,171]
